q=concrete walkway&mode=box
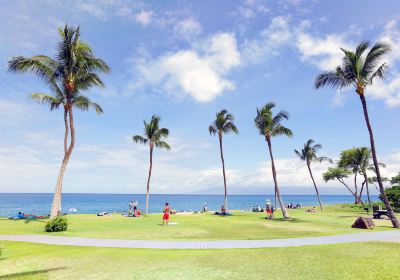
[1,231,399,250]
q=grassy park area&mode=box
[1,205,399,279]
[0,241,399,280]
[0,205,396,240]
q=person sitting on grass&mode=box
[133,206,141,217]
[162,203,171,225]
[306,206,318,213]
[17,212,25,219]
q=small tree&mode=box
[295,139,332,211]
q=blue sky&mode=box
[1,0,400,194]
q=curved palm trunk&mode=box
[50,106,75,219]
[64,108,69,155]
[359,93,399,228]
[307,162,323,211]
[362,172,372,206]
[266,136,289,218]
[145,144,154,215]
[218,133,228,212]
[338,178,358,199]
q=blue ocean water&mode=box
[0,193,378,217]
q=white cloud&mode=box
[296,33,351,70]
[174,18,202,40]
[137,33,240,103]
[241,16,292,63]
[135,10,154,26]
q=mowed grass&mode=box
[0,241,399,280]
[0,205,396,240]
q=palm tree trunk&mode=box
[354,173,360,204]
[266,136,289,218]
[307,162,323,211]
[338,179,358,200]
[219,133,228,212]
[359,179,365,204]
[364,173,372,206]
[145,144,154,215]
[50,106,75,219]
[64,108,69,155]
[359,93,399,228]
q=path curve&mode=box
[1,231,399,250]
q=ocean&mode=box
[0,193,378,217]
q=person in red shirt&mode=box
[162,202,171,225]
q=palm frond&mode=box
[30,93,63,111]
[132,135,147,144]
[155,140,171,151]
[271,125,293,137]
[209,125,217,135]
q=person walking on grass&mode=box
[163,203,171,225]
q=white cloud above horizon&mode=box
[135,32,241,103]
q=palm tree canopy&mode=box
[8,24,109,114]
[315,41,390,94]
[254,102,293,138]
[294,139,332,164]
[323,167,352,182]
[133,115,171,150]
[209,109,239,136]
[338,147,371,174]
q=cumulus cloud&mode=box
[242,15,400,107]
[135,10,154,26]
[241,16,292,63]
[136,33,241,103]
[174,18,202,40]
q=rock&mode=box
[352,217,375,229]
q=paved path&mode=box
[1,231,399,250]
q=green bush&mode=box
[45,216,68,232]
[380,185,400,208]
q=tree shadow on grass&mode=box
[258,217,305,223]
[0,267,66,279]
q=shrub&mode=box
[45,216,68,232]
[380,185,400,208]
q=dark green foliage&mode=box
[45,216,68,232]
[380,186,400,208]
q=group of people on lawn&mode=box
[129,199,278,223]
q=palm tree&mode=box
[133,115,171,215]
[209,109,238,212]
[255,102,292,219]
[338,148,364,204]
[323,167,356,198]
[294,139,332,211]
[315,41,399,227]
[8,25,109,219]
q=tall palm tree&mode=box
[8,25,109,219]
[255,102,292,219]
[133,115,171,215]
[294,139,332,211]
[209,109,238,212]
[315,41,399,228]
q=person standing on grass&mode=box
[163,203,171,225]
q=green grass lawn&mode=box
[0,241,399,279]
[0,205,396,240]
